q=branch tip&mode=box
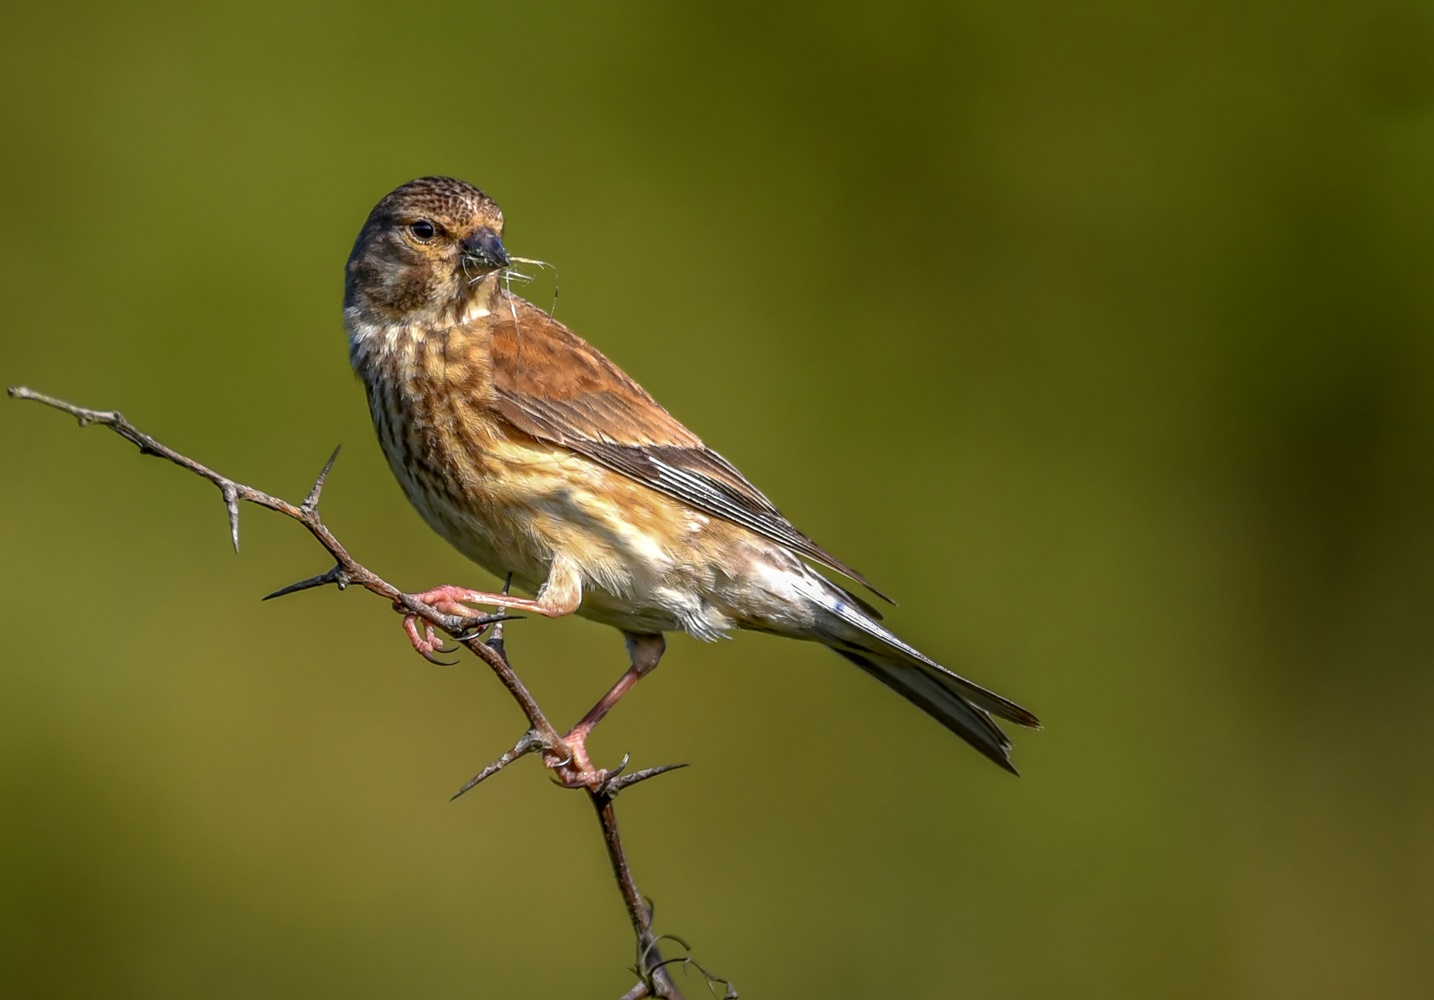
[646,954,736,1000]
[648,932,691,954]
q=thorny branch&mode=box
[9,385,737,1000]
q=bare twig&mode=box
[9,386,723,999]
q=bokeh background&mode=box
[3,3,1432,997]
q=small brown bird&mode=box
[344,176,1039,780]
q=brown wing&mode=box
[486,293,891,603]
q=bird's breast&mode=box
[353,322,809,642]
[357,331,702,607]
[360,332,540,572]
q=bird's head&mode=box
[344,176,509,328]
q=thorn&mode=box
[302,445,342,511]
[605,762,688,797]
[222,483,240,552]
[262,564,345,601]
[451,730,543,800]
[485,632,505,658]
[453,613,524,644]
[483,577,515,653]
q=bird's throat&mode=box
[346,272,501,376]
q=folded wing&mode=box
[486,293,889,601]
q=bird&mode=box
[343,176,1039,782]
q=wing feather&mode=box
[486,294,889,601]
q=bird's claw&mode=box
[544,731,599,789]
[401,612,458,665]
[548,767,611,790]
[394,584,543,659]
[543,731,634,791]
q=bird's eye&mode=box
[409,219,437,241]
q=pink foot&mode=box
[394,584,564,663]
[399,614,457,664]
[409,584,563,619]
[543,726,629,790]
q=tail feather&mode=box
[833,649,1021,774]
[792,569,1040,772]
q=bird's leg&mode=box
[548,632,665,788]
[407,583,569,619]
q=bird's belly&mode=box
[376,411,743,638]
[384,442,554,593]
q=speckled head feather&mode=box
[344,176,507,331]
[370,175,502,228]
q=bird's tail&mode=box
[795,573,1041,773]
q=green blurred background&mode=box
[3,2,1432,997]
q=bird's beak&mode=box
[461,227,510,270]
